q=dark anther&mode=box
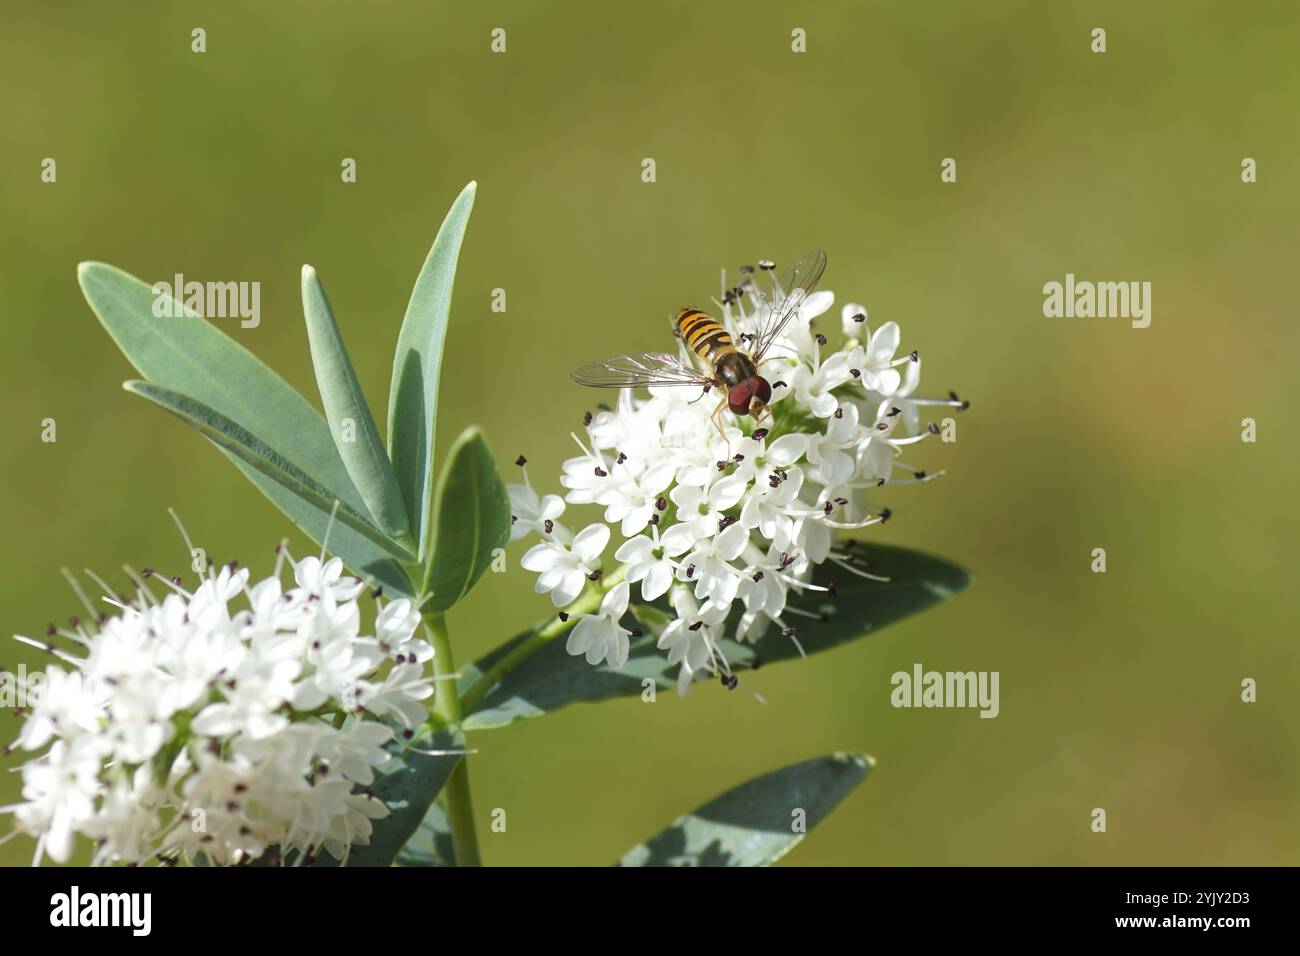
[819,612,831,623]
[371,588,384,599]
[234,782,248,794]
[227,800,241,812]
[616,452,627,464]
[723,674,739,690]
[771,380,787,390]
[909,350,919,362]
[598,403,611,412]
[815,333,827,346]
[511,515,518,524]
[717,460,728,471]
[594,466,608,477]
[629,628,643,638]
[751,428,769,441]
[752,571,764,582]
[928,422,941,435]
[656,497,667,510]
[834,407,843,419]
[782,626,796,638]
[948,390,960,402]
[515,455,527,467]
[827,581,838,597]
[769,474,781,488]
[142,567,154,577]
[227,559,239,571]
[876,422,889,431]
[758,259,775,271]
[779,551,793,568]
[823,501,833,515]
[45,623,56,636]
[688,620,703,631]
[558,611,570,622]
[915,470,926,480]
[722,290,735,305]
[853,312,866,323]
[718,515,737,532]
[877,478,886,487]
[739,264,755,275]
[733,454,744,462]
[686,564,696,579]
[543,519,554,534]
[880,508,893,523]
[834,497,848,505]
[849,368,861,378]
[583,411,593,426]
[888,407,901,417]
[588,569,603,582]
[170,575,182,586]
[649,514,660,526]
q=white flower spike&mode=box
[1,542,439,867]
[508,253,969,694]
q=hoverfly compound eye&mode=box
[754,378,772,405]
[727,381,755,415]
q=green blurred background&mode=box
[2,1,1297,865]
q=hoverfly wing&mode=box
[570,351,714,389]
[750,248,828,363]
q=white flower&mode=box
[520,523,609,606]
[656,588,729,696]
[12,738,102,864]
[595,458,675,536]
[790,348,855,417]
[851,320,906,397]
[614,526,680,602]
[565,581,633,668]
[678,521,748,605]
[508,470,566,541]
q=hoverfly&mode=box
[570,249,827,442]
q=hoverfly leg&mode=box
[709,396,731,461]
[687,382,712,407]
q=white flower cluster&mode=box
[510,279,966,695]
[2,553,435,866]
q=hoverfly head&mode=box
[728,377,772,419]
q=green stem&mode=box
[459,564,627,714]
[425,611,482,867]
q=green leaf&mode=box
[396,802,455,868]
[314,727,464,867]
[80,262,413,598]
[301,265,413,546]
[124,380,414,561]
[618,752,871,866]
[420,426,511,613]
[462,542,970,730]
[387,181,476,562]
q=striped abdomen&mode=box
[676,307,737,362]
